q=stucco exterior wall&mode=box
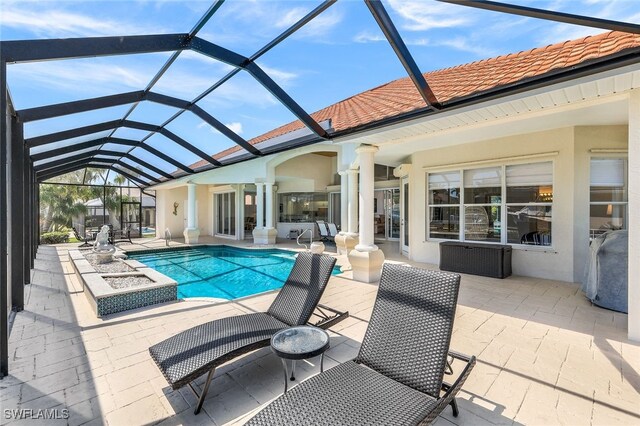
[156,184,210,238]
[275,153,334,193]
[156,186,186,238]
[152,125,627,283]
[407,125,628,283]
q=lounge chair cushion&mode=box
[149,313,287,389]
[247,361,437,426]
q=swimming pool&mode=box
[128,246,341,300]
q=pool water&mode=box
[128,246,340,300]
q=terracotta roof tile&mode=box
[187,31,640,170]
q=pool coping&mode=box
[122,243,301,256]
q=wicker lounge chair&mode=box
[149,252,343,415]
[247,264,476,426]
[72,226,94,248]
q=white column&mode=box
[187,183,196,229]
[255,182,264,230]
[348,144,385,283]
[629,90,640,341]
[339,171,348,233]
[183,182,200,244]
[346,168,359,234]
[265,182,274,229]
[355,145,378,251]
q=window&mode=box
[374,164,394,181]
[428,171,460,240]
[427,161,553,246]
[589,158,627,238]
[278,193,328,223]
[506,162,553,246]
[463,167,501,242]
[329,192,341,229]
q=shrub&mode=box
[40,231,70,244]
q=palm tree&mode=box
[40,177,88,231]
[40,169,103,231]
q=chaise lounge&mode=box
[148,252,343,414]
[247,264,476,426]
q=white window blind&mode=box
[506,162,553,186]
[463,167,501,187]
[590,158,625,187]
[428,171,460,190]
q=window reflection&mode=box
[278,193,328,223]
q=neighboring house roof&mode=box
[141,196,155,208]
[85,198,103,207]
[189,30,640,170]
[83,196,155,208]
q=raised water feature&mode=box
[69,249,177,317]
[92,225,116,264]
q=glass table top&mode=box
[271,326,330,358]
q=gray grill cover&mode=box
[582,230,628,313]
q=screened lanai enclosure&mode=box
[39,169,156,241]
[2,0,640,379]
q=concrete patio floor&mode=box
[2,237,640,425]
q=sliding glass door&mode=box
[374,189,400,241]
[215,192,236,237]
[401,178,409,256]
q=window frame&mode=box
[426,159,555,249]
[588,155,628,239]
[277,191,329,223]
[213,189,237,238]
[427,170,462,240]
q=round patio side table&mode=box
[270,325,330,393]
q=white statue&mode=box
[93,225,115,263]
[94,225,110,248]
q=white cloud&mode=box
[212,1,343,43]
[354,31,386,44]
[534,0,640,46]
[275,7,309,29]
[435,37,497,57]
[213,79,277,108]
[260,65,298,87]
[294,8,344,39]
[9,61,149,94]
[0,4,165,38]
[178,50,236,70]
[155,69,277,108]
[225,122,243,135]
[386,0,473,31]
[9,58,277,110]
[197,121,243,135]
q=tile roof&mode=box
[189,30,640,170]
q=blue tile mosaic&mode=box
[97,285,177,317]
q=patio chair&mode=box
[72,226,94,248]
[149,252,342,415]
[247,264,476,426]
[327,222,339,238]
[316,220,332,242]
[111,224,132,244]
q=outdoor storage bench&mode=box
[439,241,512,279]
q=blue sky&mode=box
[2,0,640,175]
